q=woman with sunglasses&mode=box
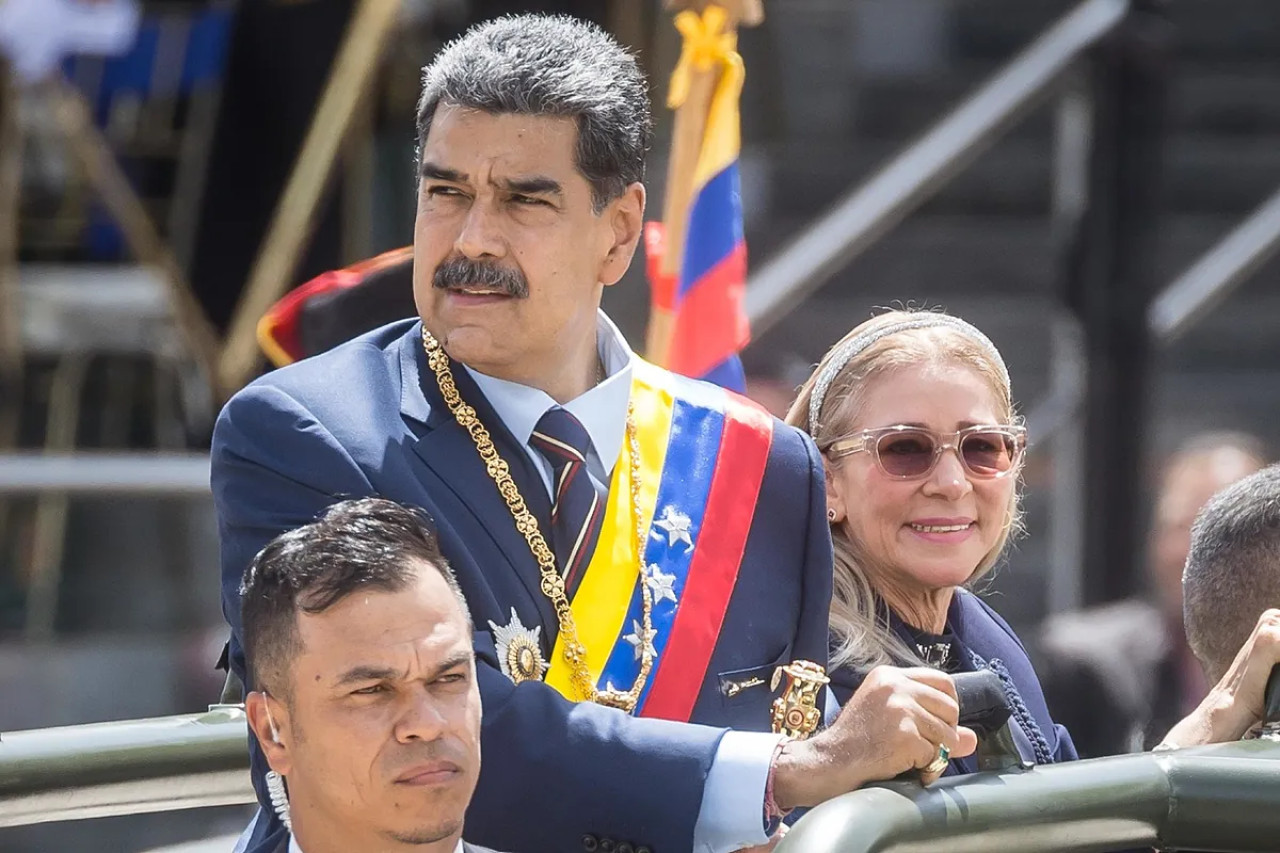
[787,309,1077,777]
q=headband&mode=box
[808,314,1011,435]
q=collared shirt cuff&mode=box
[692,730,785,853]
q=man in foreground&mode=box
[240,498,499,853]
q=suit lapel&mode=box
[398,326,558,632]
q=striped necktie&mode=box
[529,407,607,597]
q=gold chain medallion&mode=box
[422,329,655,712]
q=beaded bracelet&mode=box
[764,736,795,824]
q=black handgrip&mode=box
[953,670,1012,737]
[892,670,1019,780]
[1264,664,1280,725]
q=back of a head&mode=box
[415,13,652,212]
[1183,463,1280,681]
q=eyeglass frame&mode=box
[822,423,1028,480]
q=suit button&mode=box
[618,844,635,853]
[582,835,599,852]
[600,840,616,853]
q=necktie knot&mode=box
[530,407,594,466]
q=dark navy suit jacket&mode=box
[829,589,1078,772]
[213,319,834,853]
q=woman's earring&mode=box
[827,509,837,522]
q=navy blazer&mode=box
[213,319,834,853]
[829,589,1078,772]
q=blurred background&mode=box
[2,0,1279,848]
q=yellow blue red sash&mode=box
[545,359,774,720]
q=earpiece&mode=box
[264,703,282,744]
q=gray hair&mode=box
[415,14,652,213]
[1184,463,1280,681]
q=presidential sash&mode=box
[544,359,774,720]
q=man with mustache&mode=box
[239,498,499,853]
[215,13,975,853]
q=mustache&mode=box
[432,256,528,298]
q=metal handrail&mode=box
[1025,181,1280,448]
[0,707,254,827]
[745,0,1130,336]
[0,452,211,495]
[776,740,1280,853]
[1150,183,1280,343]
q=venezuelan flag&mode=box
[648,7,751,393]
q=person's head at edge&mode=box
[240,498,481,853]
[412,14,650,404]
[786,309,1025,671]
[1149,432,1267,631]
[1183,463,1280,683]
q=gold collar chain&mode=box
[422,329,655,712]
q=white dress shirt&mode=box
[466,310,781,852]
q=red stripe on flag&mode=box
[639,397,773,722]
[668,241,750,378]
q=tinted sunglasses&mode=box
[824,424,1027,480]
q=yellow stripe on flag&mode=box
[545,364,673,700]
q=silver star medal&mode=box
[488,608,547,685]
[652,505,694,550]
[644,563,679,605]
[623,619,658,660]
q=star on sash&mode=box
[644,563,679,605]
[623,619,657,660]
[653,506,694,550]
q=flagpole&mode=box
[647,1,762,367]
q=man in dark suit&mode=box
[240,498,500,853]
[216,14,975,853]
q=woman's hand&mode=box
[771,665,978,810]
[1160,608,1280,748]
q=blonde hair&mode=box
[785,309,1024,671]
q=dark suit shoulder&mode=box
[216,319,422,467]
[239,318,416,410]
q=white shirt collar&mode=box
[463,310,634,478]
[289,836,463,853]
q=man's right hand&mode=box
[1160,608,1280,749]
[770,665,978,811]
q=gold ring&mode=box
[923,743,951,774]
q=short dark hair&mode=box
[415,14,651,212]
[239,498,470,700]
[1184,463,1280,679]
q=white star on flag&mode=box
[623,620,657,660]
[645,564,679,605]
[652,505,694,550]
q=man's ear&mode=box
[246,691,292,775]
[598,182,646,288]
